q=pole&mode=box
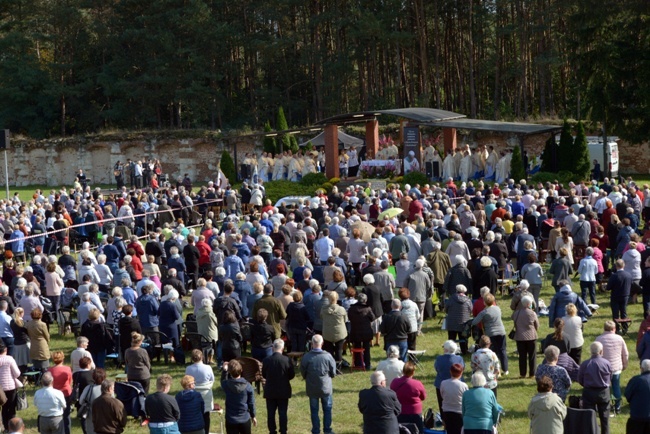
[4,149,8,199]
[602,122,609,181]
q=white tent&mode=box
[301,129,364,149]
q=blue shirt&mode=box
[0,311,12,338]
[136,294,159,328]
[578,355,612,389]
[434,353,465,388]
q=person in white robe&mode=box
[495,151,509,184]
[432,147,443,179]
[442,151,457,180]
[288,154,301,181]
[485,146,499,180]
[459,150,473,183]
[258,153,269,182]
[403,150,420,174]
[453,148,463,174]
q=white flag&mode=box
[217,169,229,188]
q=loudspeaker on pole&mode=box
[0,130,9,150]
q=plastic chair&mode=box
[144,331,173,363]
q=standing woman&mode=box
[0,341,20,430]
[25,308,50,371]
[285,291,310,354]
[520,253,544,312]
[398,288,420,351]
[175,375,206,434]
[347,293,375,370]
[49,351,73,434]
[562,304,584,364]
[44,261,64,313]
[125,332,151,393]
[440,363,468,434]
[346,228,368,286]
[10,307,30,373]
[472,294,508,375]
[219,311,243,363]
[80,308,110,369]
[461,372,501,434]
[444,285,473,355]
[434,340,464,414]
[196,298,219,363]
[512,296,539,378]
[541,318,571,355]
[390,361,427,434]
[250,308,275,362]
[554,228,574,267]
[220,359,257,434]
[320,291,348,364]
[159,289,181,347]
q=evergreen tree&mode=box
[510,145,527,182]
[574,121,591,180]
[220,150,236,184]
[540,134,558,172]
[557,120,575,172]
[263,120,277,155]
[276,106,291,153]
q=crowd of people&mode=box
[0,158,650,434]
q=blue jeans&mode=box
[149,424,181,434]
[580,281,596,305]
[611,373,621,409]
[91,350,106,369]
[251,346,272,362]
[309,395,333,434]
[385,340,408,362]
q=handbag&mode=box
[508,311,520,340]
[16,387,27,411]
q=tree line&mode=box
[0,0,647,142]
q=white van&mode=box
[586,137,619,178]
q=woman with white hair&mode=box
[196,297,218,360]
[512,295,539,378]
[520,253,544,312]
[159,289,181,347]
[462,372,501,433]
[510,279,534,311]
[442,255,473,300]
[376,345,405,387]
[444,285,473,355]
[434,340,465,411]
[94,254,113,294]
[472,256,498,300]
[472,294,508,375]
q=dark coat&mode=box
[472,266,498,299]
[262,352,295,400]
[380,311,410,342]
[363,284,384,319]
[488,241,508,270]
[348,303,376,342]
[442,264,473,297]
[358,386,401,434]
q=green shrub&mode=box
[557,119,574,172]
[510,145,527,182]
[531,171,561,184]
[573,121,591,181]
[390,177,404,184]
[321,182,333,192]
[276,106,291,153]
[540,135,558,172]
[220,150,236,184]
[300,172,328,186]
[329,177,341,185]
[263,120,277,155]
[402,171,428,186]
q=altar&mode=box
[359,159,402,179]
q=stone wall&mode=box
[5,134,262,187]
[617,140,649,175]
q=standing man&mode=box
[300,335,336,434]
[262,339,295,434]
[252,285,287,340]
[145,375,181,434]
[379,299,411,361]
[34,372,67,434]
[578,342,613,434]
[608,259,632,334]
[595,320,629,414]
[7,418,24,434]
[358,371,401,434]
[183,235,200,290]
[91,380,127,434]
[625,359,650,434]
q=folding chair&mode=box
[407,350,426,370]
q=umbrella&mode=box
[378,207,404,220]
[350,221,376,243]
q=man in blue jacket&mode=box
[301,335,336,434]
[608,259,632,334]
[625,359,650,434]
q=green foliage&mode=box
[299,172,327,186]
[402,171,429,187]
[220,150,236,184]
[303,141,314,152]
[263,121,277,155]
[531,171,562,185]
[510,146,527,182]
[276,106,291,153]
[321,182,334,192]
[573,121,591,181]
[329,177,341,185]
[557,120,575,172]
[540,135,558,172]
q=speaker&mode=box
[0,130,9,150]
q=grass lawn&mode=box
[13,268,644,434]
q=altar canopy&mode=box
[304,129,364,149]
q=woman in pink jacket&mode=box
[44,261,64,312]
